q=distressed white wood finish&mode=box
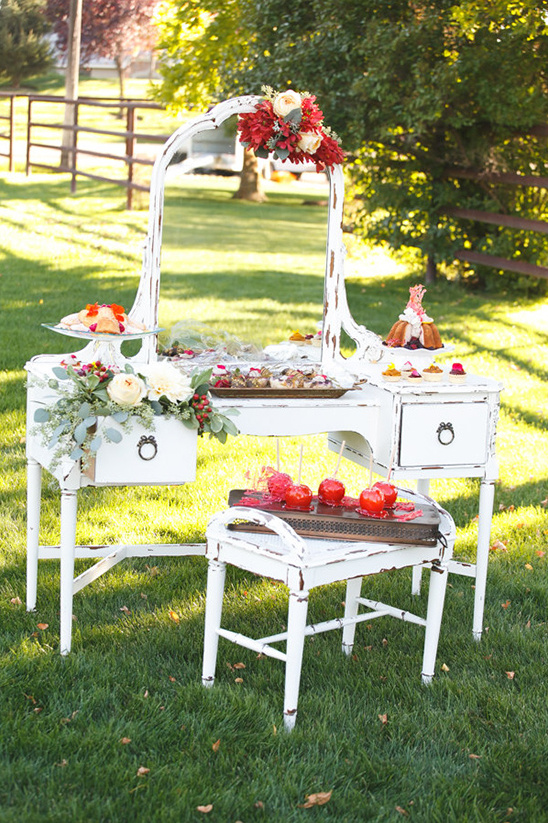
[25,95,502,653]
[202,489,455,731]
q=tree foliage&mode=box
[154,0,548,286]
[46,0,159,97]
[0,0,53,88]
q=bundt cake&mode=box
[385,285,443,350]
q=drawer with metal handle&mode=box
[399,402,490,468]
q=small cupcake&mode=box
[449,362,467,384]
[401,360,414,378]
[406,368,423,383]
[382,363,402,383]
[422,362,443,382]
[289,330,307,345]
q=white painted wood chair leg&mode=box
[473,479,495,640]
[202,558,227,687]
[59,490,78,656]
[341,576,363,655]
[26,457,42,612]
[421,565,449,684]
[411,478,431,596]
[283,589,310,732]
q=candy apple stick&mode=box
[387,440,397,482]
[368,450,373,488]
[333,439,346,478]
[298,443,303,484]
[276,438,280,473]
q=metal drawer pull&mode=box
[137,434,158,461]
[437,422,455,445]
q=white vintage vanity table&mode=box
[25,96,502,654]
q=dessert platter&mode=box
[380,360,467,385]
[379,284,454,362]
[227,469,441,545]
[45,303,162,341]
[208,364,349,398]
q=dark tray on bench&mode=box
[228,490,441,545]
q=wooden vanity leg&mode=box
[59,489,78,655]
[473,479,496,640]
[26,457,42,612]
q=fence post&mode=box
[126,104,135,210]
[8,96,15,172]
[71,101,79,193]
[25,97,32,175]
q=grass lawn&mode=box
[1,169,548,822]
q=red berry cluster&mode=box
[191,392,212,433]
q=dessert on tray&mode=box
[381,363,402,382]
[59,303,146,335]
[449,362,467,384]
[210,365,340,392]
[422,363,444,382]
[289,329,322,347]
[385,284,443,350]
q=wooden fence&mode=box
[0,93,170,209]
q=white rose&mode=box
[273,90,302,118]
[107,373,146,407]
[145,362,193,403]
[297,131,322,154]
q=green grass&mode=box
[1,170,548,821]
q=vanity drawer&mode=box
[399,402,489,467]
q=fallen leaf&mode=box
[234,677,244,684]
[143,690,149,698]
[254,801,264,809]
[505,671,515,680]
[196,804,213,813]
[37,623,49,631]
[60,710,78,724]
[119,606,131,615]
[55,759,68,767]
[299,791,332,808]
[540,498,548,507]
[24,694,37,704]
[535,550,546,557]
[169,610,180,623]
[136,766,150,776]
[501,600,511,609]
[441,663,450,672]
[378,713,388,725]
[491,540,507,552]
[469,753,482,760]
[272,724,277,735]
[146,565,159,576]
[382,638,388,646]
[395,807,409,816]
[120,737,131,745]
[233,662,246,669]
[140,592,148,600]
[10,596,22,605]
[168,675,176,682]
[525,563,533,570]
[212,739,220,752]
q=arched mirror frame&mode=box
[128,95,383,371]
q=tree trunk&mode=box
[425,254,437,283]
[233,148,267,202]
[61,0,83,169]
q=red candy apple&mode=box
[267,471,293,501]
[358,487,385,514]
[373,480,398,508]
[284,483,313,510]
[318,477,346,506]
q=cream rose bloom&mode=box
[145,362,193,403]
[273,90,302,118]
[107,373,146,407]
[297,131,322,154]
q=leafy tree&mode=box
[0,0,52,88]
[46,0,158,98]
[154,0,548,284]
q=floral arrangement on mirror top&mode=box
[32,357,239,468]
[237,86,344,171]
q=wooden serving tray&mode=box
[228,490,440,545]
[210,387,348,398]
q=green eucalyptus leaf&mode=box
[47,379,59,389]
[149,400,163,415]
[209,416,223,433]
[52,367,69,380]
[87,374,100,390]
[69,447,84,460]
[284,107,302,126]
[33,408,50,423]
[104,428,123,443]
[255,146,269,159]
[73,421,89,445]
[221,417,239,437]
[83,416,97,428]
[275,147,290,161]
[78,402,91,418]
[89,435,102,453]
[111,410,129,423]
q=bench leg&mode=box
[342,577,363,655]
[26,458,42,612]
[421,564,449,684]
[284,588,309,732]
[202,558,227,688]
